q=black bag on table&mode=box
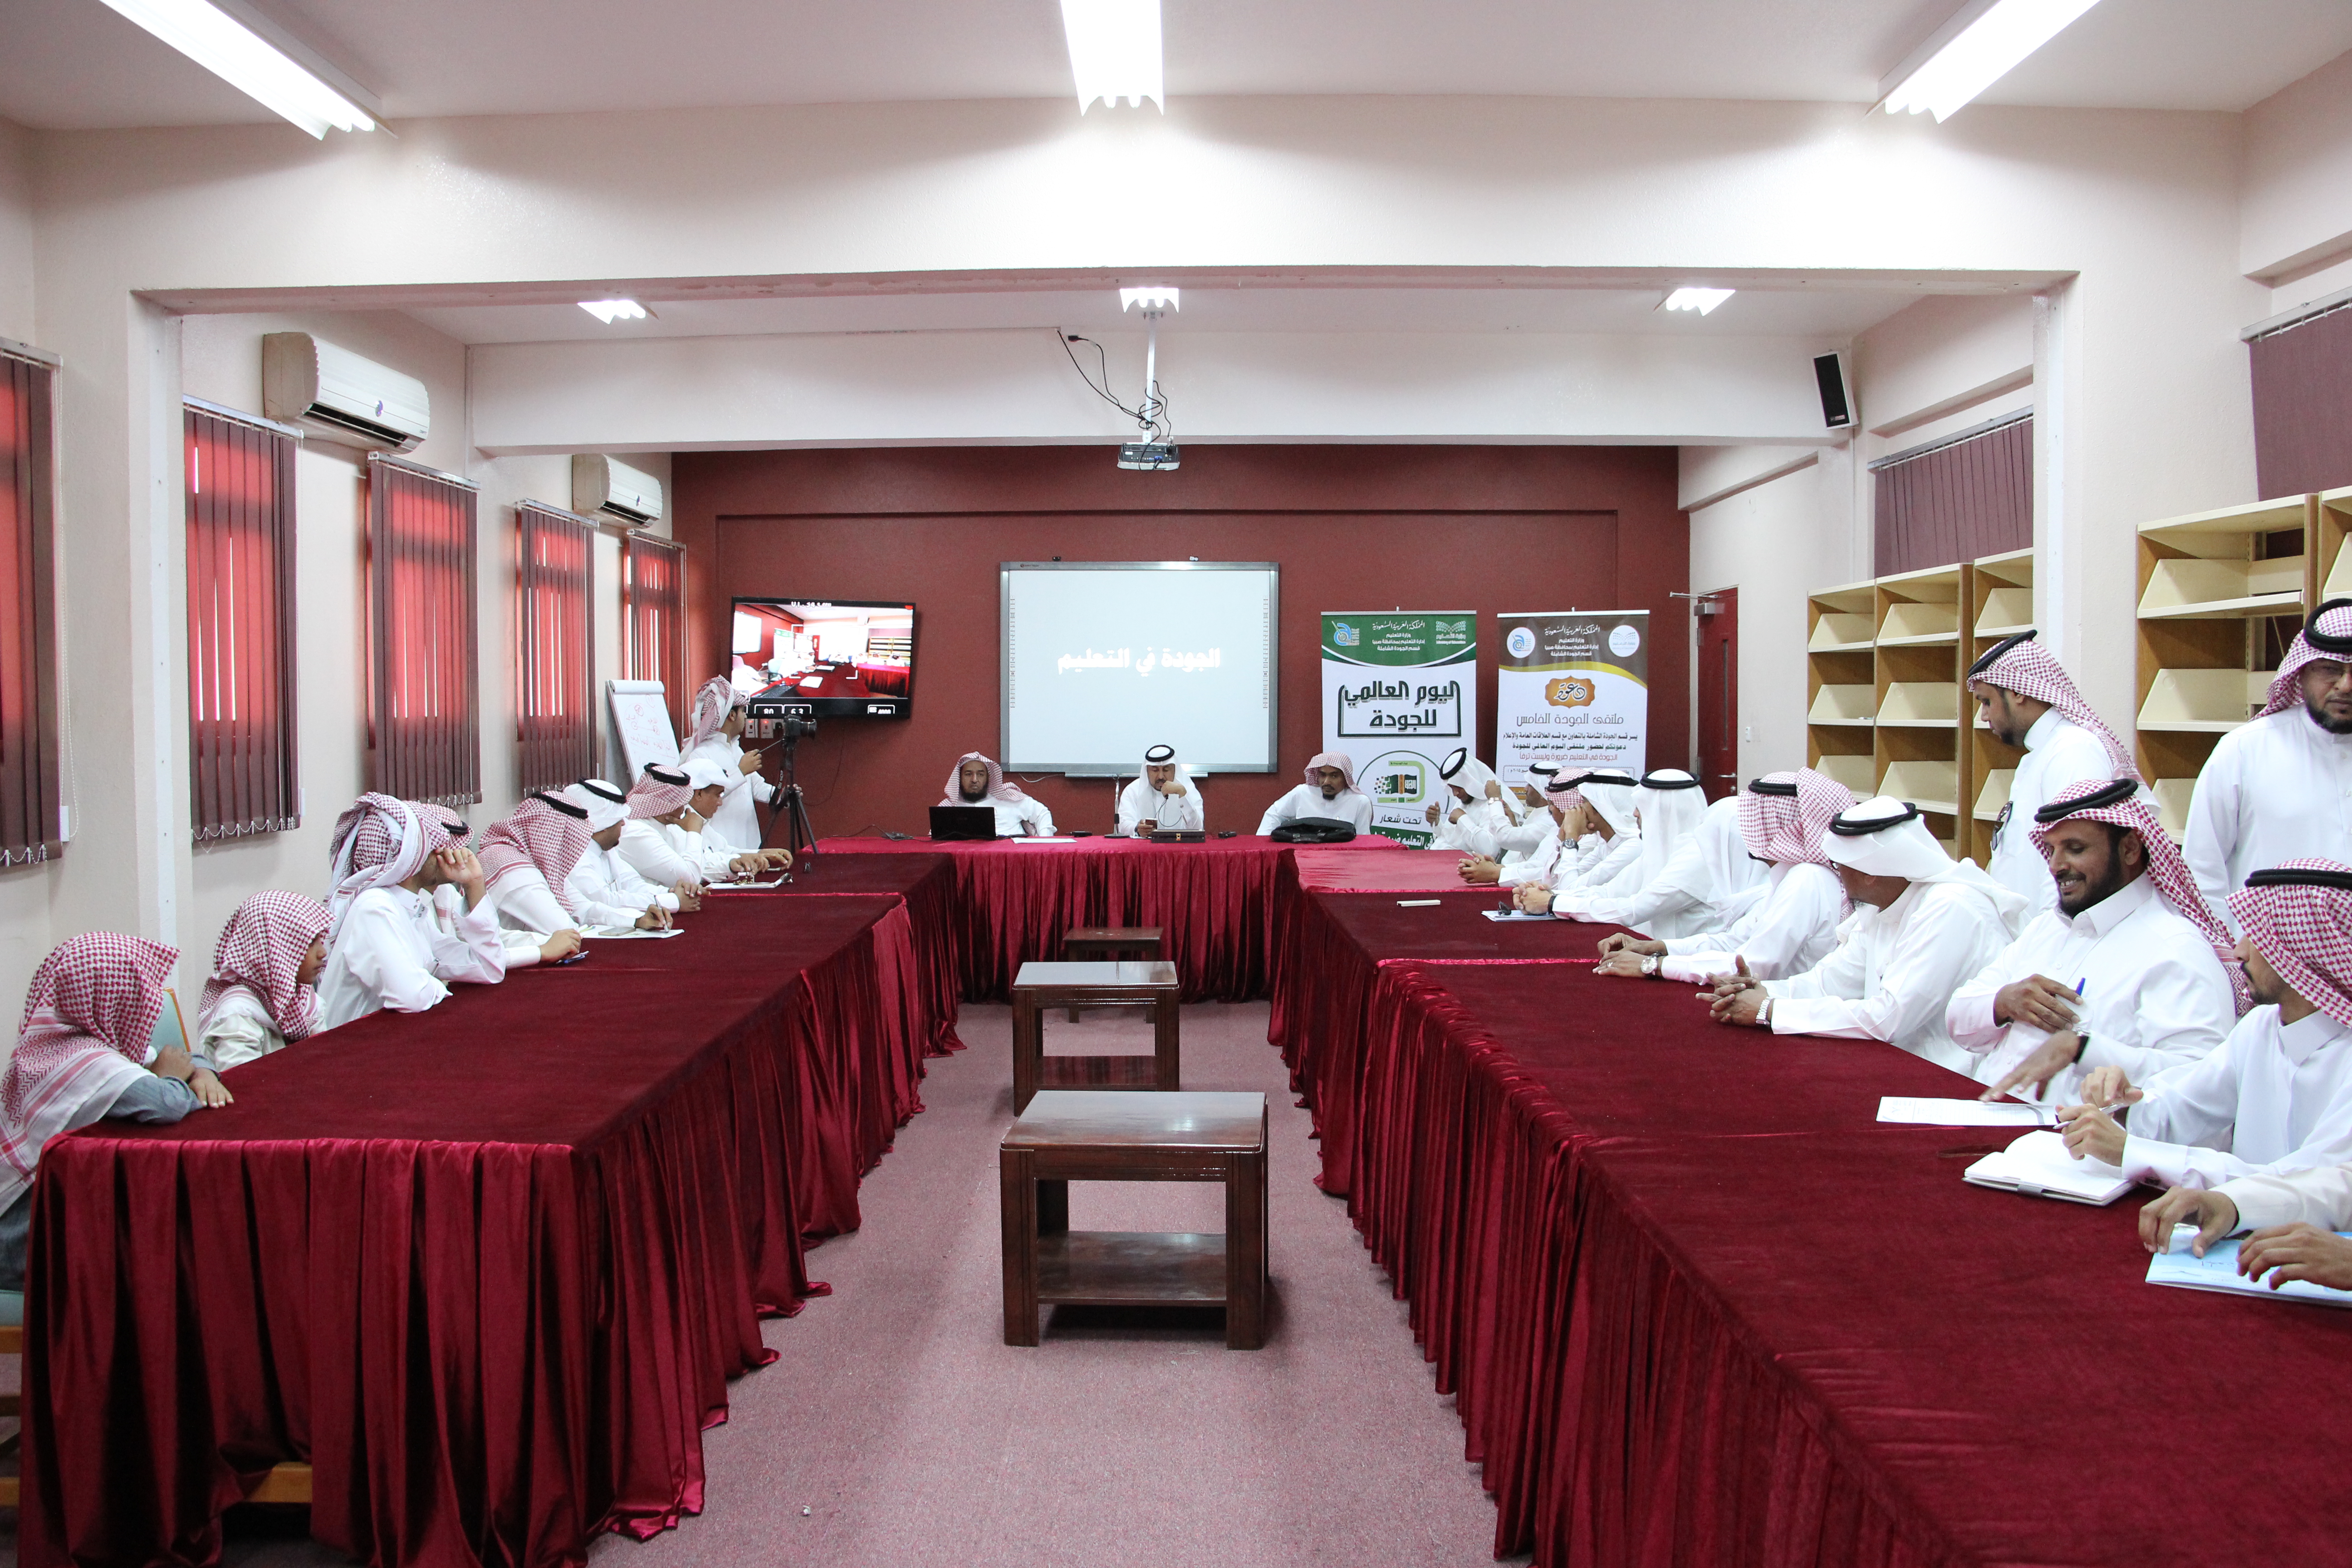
[1269,817,1357,844]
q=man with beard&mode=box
[1256,752,1372,835]
[944,753,1055,837]
[2187,598,2352,927]
[1965,631,2135,911]
[1950,778,2238,1107]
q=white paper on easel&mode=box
[608,680,679,782]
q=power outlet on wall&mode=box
[1742,725,1754,742]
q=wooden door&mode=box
[1696,588,1739,799]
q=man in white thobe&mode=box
[1518,771,1740,939]
[2055,860,2352,1192]
[317,794,509,1031]
[1256,752,1373,835]
[1965,631,2135,911]
[1462,770,1590,887]
[2186,599,2352,929]
[567,780,687,927]
[678,676,776,853]
[1491,766,1561,867]
[618,764,714,889]
[946,753,1057,837]
[1422,749,1515,858]
[669,759,783,880]
[1118,745,1205,836]
[1551,769,1642,893]
[1948,777,2238,1107]
[1597,769,1856,984]
[1701,797,2028,1072]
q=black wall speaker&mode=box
[1813,352,1853,430]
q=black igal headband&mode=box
[2034,777,2137,823]
[1828,802,1920,837]
[1966,628,2038,682]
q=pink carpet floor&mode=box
[201,1002,1517,1568]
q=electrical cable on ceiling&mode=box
[1056,328,1172,444]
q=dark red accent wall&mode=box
[670,446,1688,837]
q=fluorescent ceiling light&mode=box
[578,299,651,324]
[1119,287,1179,312]
[1661,288,1735,316]
[1879,0,2102,122]
[93,0,376,138]
[1058,0,1162,113]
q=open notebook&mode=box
[150,986,189,1060]
[2147,1237,2352,1309]
[1963,1130,2135,1205]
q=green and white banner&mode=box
[1495,611,1649,779]
[1321,612,1476,848]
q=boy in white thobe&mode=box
[317,794,509,1031]
[678,676,777,855]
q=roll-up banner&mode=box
[1496,611,1649,779]
[1321,612,1476,848]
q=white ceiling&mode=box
[3,0,2348,132]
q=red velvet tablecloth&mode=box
[737,849,965,1058]
[22,894,929,1568]
[818,834,1403,1002]
[1303,904,2352,1568]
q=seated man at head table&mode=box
[1698,797,2029,1072]
[195,891,332,1069]
[946,752,1057,838]
[2187,599,2352,931]
[1422,749,1516,858]
[1946,778,2240,1107]
[672,758,789,879]
[2052,861,2352,1194]
[562,781,683,928]
[1595,769,1855,984]
[1118,744,1205,835]
[1966,631,2138,912]
[1520,773,1767,941]
[316,794,514,1031]
[678,676,778,854]
[1256,751,1373,835]
[0,934,230,1294]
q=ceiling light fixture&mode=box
[1878,0,2102,122]
[1661,288,1735,316]
[578,299,651,324]
[1058,0,1163,113]
[92,0,377,137]
[1119,287,1179,313]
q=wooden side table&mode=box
[1000,1090,1269,1350]
[1060,926,1165,1020]
[1009,960,1180,1113]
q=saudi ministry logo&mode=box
[1333,622,1360,647]
[1505,626,1535,659]
[1436,618,1468,639]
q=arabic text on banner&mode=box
[1320,612,1477,848]
[1494,611,1649,780]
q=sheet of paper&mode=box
[2146,1236,2352,1309]
[581,926,685,939]
[1481,909,1553,921]
[1878,1096,2049,1128]
[1963,1130,2133,1205]
[1011,837,1078,844]
[704,875,789,890]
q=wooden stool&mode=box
[1000,1090,1269,1349]
[1010,960,1180,1113]
[1059,926,1165,1020]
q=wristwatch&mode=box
[1641,954,1661,977]
[2070,1030,2091,1064]
[1758,998,1774,1028]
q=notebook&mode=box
[1962,1130,2136,1205]
[2146,1236,2352,1309]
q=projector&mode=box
[1117,442,1181,472]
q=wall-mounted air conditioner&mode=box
[261,333,430,453]
[572,453,664,527]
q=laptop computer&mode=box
[930,805,999,841]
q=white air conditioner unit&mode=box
[260,333,429,453]
[572,453,664,527]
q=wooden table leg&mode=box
[1224,1143,1267,1349]
[1154,994,1182,1093]
[1036,1177,1069,1235]
[1001,1149,1041,1346]
[1013,992,1041,1114]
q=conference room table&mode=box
[20,871,960,1568]
[1272,880,2352,1568]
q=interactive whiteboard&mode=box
[1001,562,1278,774]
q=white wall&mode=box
[0,118,31,346]
[2242,49,2352,289]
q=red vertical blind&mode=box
[2249,300,2352,498]
[0,346,62,863]
[1870,412,2033,576]
[367,455,481,806]
[515,502,596,792]
[185,402,300,839]
[624,534,687,732]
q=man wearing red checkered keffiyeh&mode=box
[1599,769,1852,985]
[316,795,508,1031]
[2053,861,2352,1197]
[2186,598,2352,929]
[1459,768,1589,888]
[614,764,715,892]
[1966,631,2139,912]
[479,793,594,923]
[196,891,330,1068]
[679,676,775,853]
[1947,777,2239,1107]
[0,934,227,1289]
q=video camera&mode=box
[746,697,818,744]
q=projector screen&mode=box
[1002,562,1278,774]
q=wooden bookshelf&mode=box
[1963,547,2034,865]
[1874,564,1965,851]
[1807,581,1877,800]
[2134,496,2315,839]
[2320,487,2352,603]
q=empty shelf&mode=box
[1809,684,1876,725]
[1878,602,1958,643]
[2138,557,2304,620]
[1975,587,2034,635]
[1877,682,1958,725]
[1811,753,1877,794]
[1878,761,1958,816]
[1808,613,1875,651]
[2136,668,2274,731]
[1973,767,2014,822]
[2150,778,2196,842]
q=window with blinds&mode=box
[186,402,301,840]
[366,455,481,807]
[623,534,687,733]
[1870,412,2033,577]
[2248,298,2352,498]
[515,502,596,793]
[0,344,62,864]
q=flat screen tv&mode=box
[728,598,916,719]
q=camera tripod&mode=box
[764,725,819,867]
